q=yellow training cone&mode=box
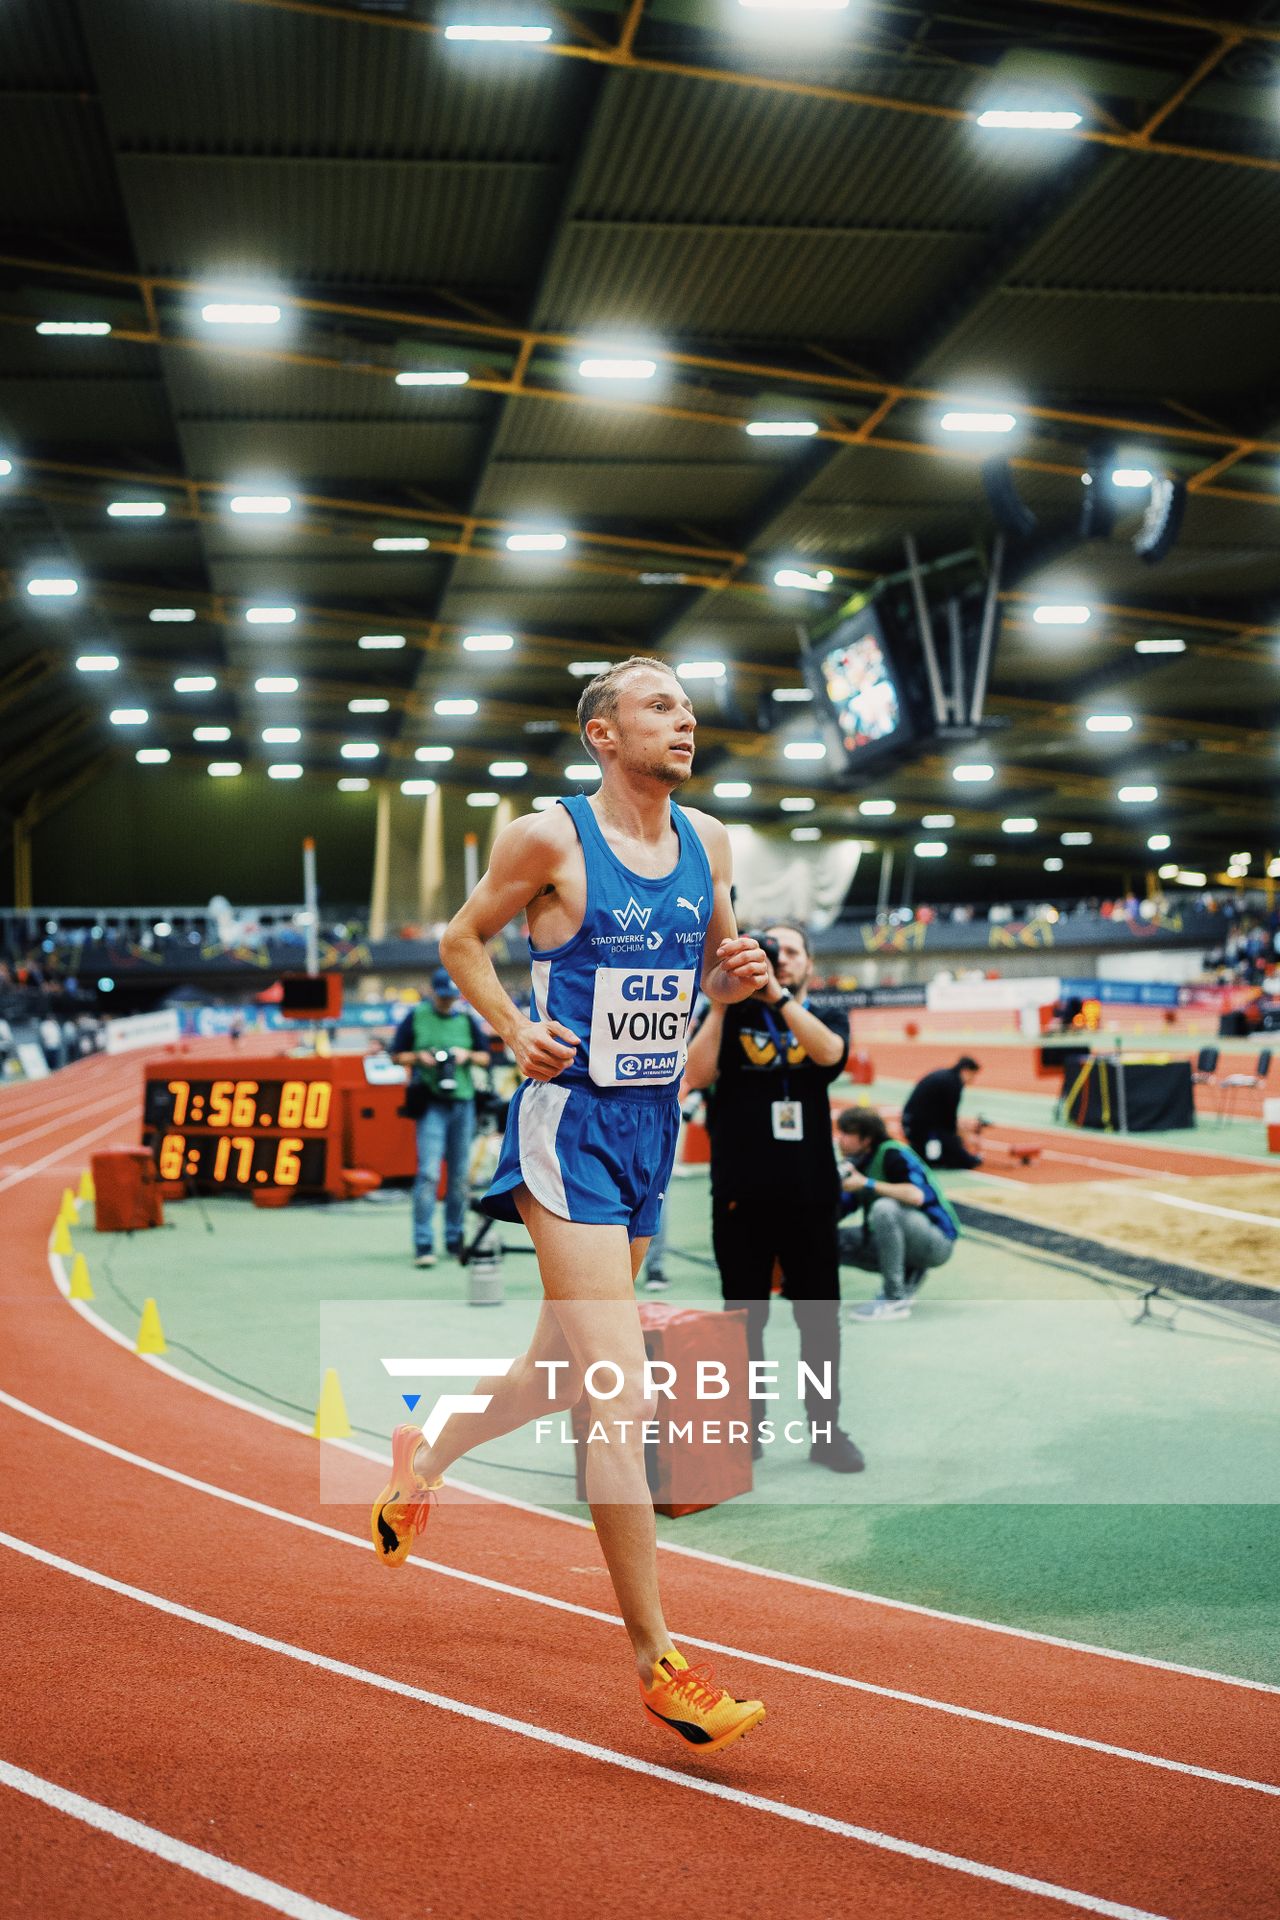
[59,1187,79,1223]
[68,1253,94,1301]
[135,1297,167,1355]
[78,1168,95,1204]
[313,1367,352,1440]
[51,1218,73,1256]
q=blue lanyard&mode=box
[761,1006,791,1101]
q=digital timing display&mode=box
[143,1076,334,1190]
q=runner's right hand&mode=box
[510,1016,580,1080]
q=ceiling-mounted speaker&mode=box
[1134,475,1187,564]
[1077,463,1117,541]
[981,459,1038,538]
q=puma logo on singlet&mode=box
[677,895,704,923]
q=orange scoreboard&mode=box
[141,1052,423,1198]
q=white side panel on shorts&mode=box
[530,959,552,1023]
[517,1081,571,1218]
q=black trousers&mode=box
[711,1192,842,1430]
[906,1127,981,1170]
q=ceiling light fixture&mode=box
[262,726,301,744]
[372,536,430,551]
[245,606,296,624]
[1147,834,1171,851]
[859,800,896,816]
[358,633,405,649]
[1134,637,1185,654]
[37,320,111,336]
[201,302,282,326]
[174,675,217,693]
[791,827,821,841]
[1061,832,1093,846]
[338,777,370,792]
[676,661,725,680]
[713,782,752,799]
[395,370,470,386]
[771,687,813,702]
[150,607,196,622]
[443,23,553,41]
[208,762,241,777]
[194,727,231,743]
[400,780,438,796]
[341,743,379,760]
[565,763,602,781]
[463,633,515,652]
[745,421,819,438]
[415,746,454,762]
[1112,469,1153,489]
[578,357,657,380]
[952,763,994,783]
[1085,714,1133,733]
[267,763,303,780]
[1032,604,1091,626]
[506,531,567,552]
[783,741,826,761]
[435,697,478,716]
[76,655,118,673]
[914,842,947,857]
[1002,817,1037,833]
[229,495,292,516]
[939,410,1017,434]
[349,697,390,713]
[773,567,833,592]
[26,577,79,598]
[922,813,955,828]
[107,501,166,518]
[568,661,610,678]
[255,676,298,693]
[490,760,528,777]
[1118,785,1158,803]
[468,791,501,807]
[109,708,148,726]
[779,797,815,812]
[975,108,1083,131]
[135,748,171,765]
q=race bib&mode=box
[588,967,697,1088]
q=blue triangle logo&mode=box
[402,1393,421,1412]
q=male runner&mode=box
[371,657,771,1755]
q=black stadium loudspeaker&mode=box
[1134,475,1187,564]
[981,459,1038,539]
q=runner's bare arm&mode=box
[684,811,769,1004]
[439,816,582,1081]
[682,1001,725,1090]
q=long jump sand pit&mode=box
[974,1174,1280,1290]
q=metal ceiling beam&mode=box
[222,0,1280,179]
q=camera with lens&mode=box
[749,930,781,991]
[432,1047,457,1094]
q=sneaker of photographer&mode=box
[850,1296,910,1322]
[643,1267,670,1292]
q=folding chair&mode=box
[1218,1048,1272,1124]
[1191,1046,1219,1086]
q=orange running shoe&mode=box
[640,1647,765,1757]
[370,1423,441,1568]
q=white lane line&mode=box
[0,1758,362,1920]
[0,1089,139,1159]
[42,1247,1280,1699]
[0,1108,140,1193]
[1133,1189,1280,1233]
[4,1386,1271,1800]
[0,1532,1178,1920]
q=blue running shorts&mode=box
[480,1080,679,1240]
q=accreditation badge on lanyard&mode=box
[762,1006,804,1141]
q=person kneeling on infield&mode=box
[836,1107,960,1322]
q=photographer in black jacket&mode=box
[683,922,864,1473]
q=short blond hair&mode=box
[576,655,676,762]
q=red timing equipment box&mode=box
[571,1301,752,1516]
[92,1148,164,1232]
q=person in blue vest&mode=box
[370,656,772,1755]
[391,968,491,1268]
[835,1106,960,1321]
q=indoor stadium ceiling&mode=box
[3,0,1280,894]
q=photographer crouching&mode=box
[393,966,492,1269]
[683,921,865,1473]
[836,1107,960,1321]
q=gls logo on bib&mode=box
[588,967,696,1087]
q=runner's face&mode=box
[609,669,696,787]
[766,925,811,991]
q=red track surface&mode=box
[2,1051,1279,1920]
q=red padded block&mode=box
[571,1302,752,1517]
[92,1149,164,1232]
